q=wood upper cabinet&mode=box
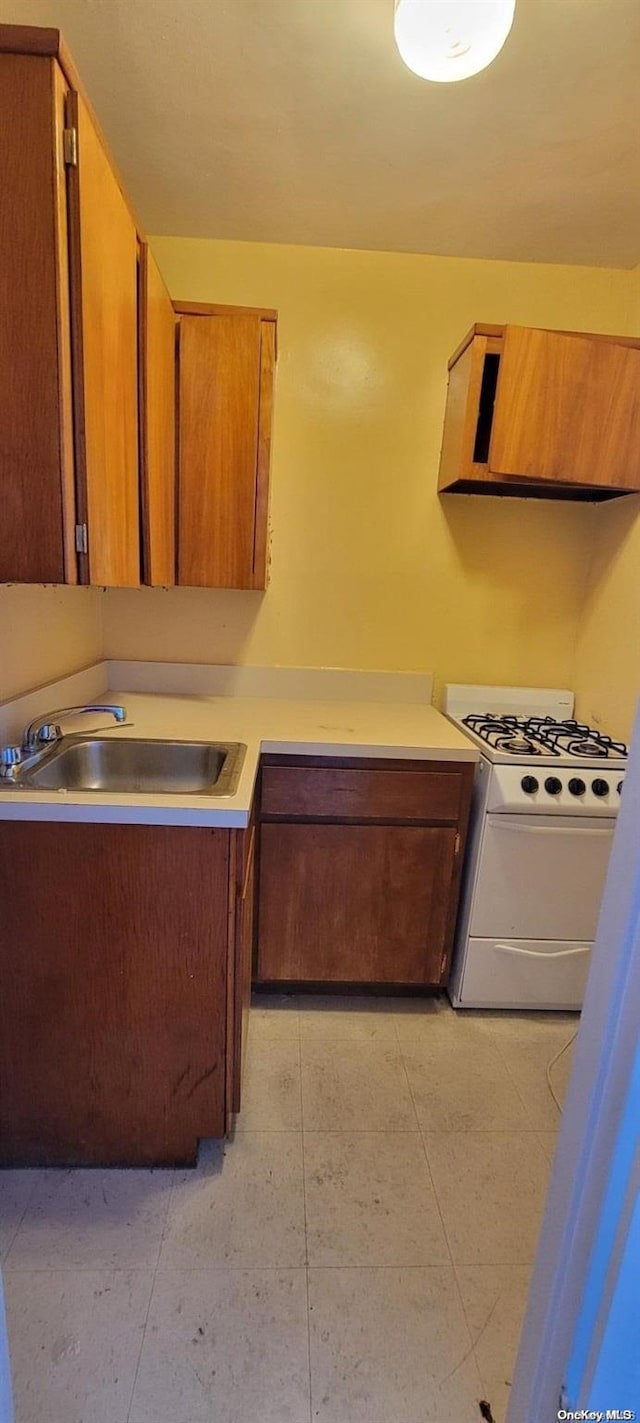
[139,244,176,585]
[176,303,277,589]
[256,757,474,989]
[67,90,140,586]
[0,51,76,582]
[0,27,277,589]
[438,323,640,500]
[0,27,143,585]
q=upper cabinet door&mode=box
[177,308,276,590]
[490,326,640,490]
[139,245,176,586]
[0,54,76,583]
[66,90,140,586]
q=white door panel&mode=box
[470,815,614,941]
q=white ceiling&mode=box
[2,0,639,266]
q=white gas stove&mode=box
[444,685,628,1011]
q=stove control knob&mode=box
[521,775,539,794]
[568,777,586,797]
[544,776,563,796]
[592,778,610,798]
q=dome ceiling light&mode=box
[394,0,516,82]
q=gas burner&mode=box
[528,718,628,760]
[565,738,606,758]
[503,735,535,755]
[462,715,550,757]
[461,713,628,761]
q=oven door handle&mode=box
[489,819,613,836]
[494,942,591,960]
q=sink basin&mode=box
[9,737,246,797]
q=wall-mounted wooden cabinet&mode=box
[67,89,141,585]
[139,244,176,586]
[0,25,277,592]
[175,303,277,590]
[0,31,141,586]
[438,323,640,501]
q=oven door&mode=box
[470,814,615,941]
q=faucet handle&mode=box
[0,745,23,767]
[34,723,61,745]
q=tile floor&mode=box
[1,993,577,1423]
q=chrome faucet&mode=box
[0,703,128,781]
[22,703,127,752]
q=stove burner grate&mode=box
[462,713,628,759]
[528,717,628,759]
[462,715,549,757]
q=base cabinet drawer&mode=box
[261,764,464,822]
[257,821,457,985]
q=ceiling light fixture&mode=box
[394,0,516,82]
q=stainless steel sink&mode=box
[6,737,246,796]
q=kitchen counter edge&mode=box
[0,695,479,828]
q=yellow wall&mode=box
[103,238,633,706]
[0,585,103,702]
[573,266,640,743]
[573,498,640,743]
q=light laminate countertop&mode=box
[0,690,478,827]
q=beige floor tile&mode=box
[0,1171,41,1261]
[548,1036,576,1109]
[237,1037,302,1130]
[249,993,300,1042]
[6,1168,173,1271]
[129,1268,310,1423]
[297,994,400,1043]
[391,994,453,1022]
[456,1263,532,1423]
[494,1069,560,1130]
[460,1010,578,1047]
[304,1132,449,1267]
[424,1132,549,1265]
[394,997,483,1049]
[492,1030,576,1129]
[309,1265,483,1423]
[537,1131,559,1166]
[301,1040,418,1131]
[159,1134,305,1269]
[402,1035,532,1131]
[5,1268,152,1423]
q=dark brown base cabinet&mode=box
[228,816,256,1116]
[0,821,252,1167]
[0,756,471,1165]
[256,757,474,988]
